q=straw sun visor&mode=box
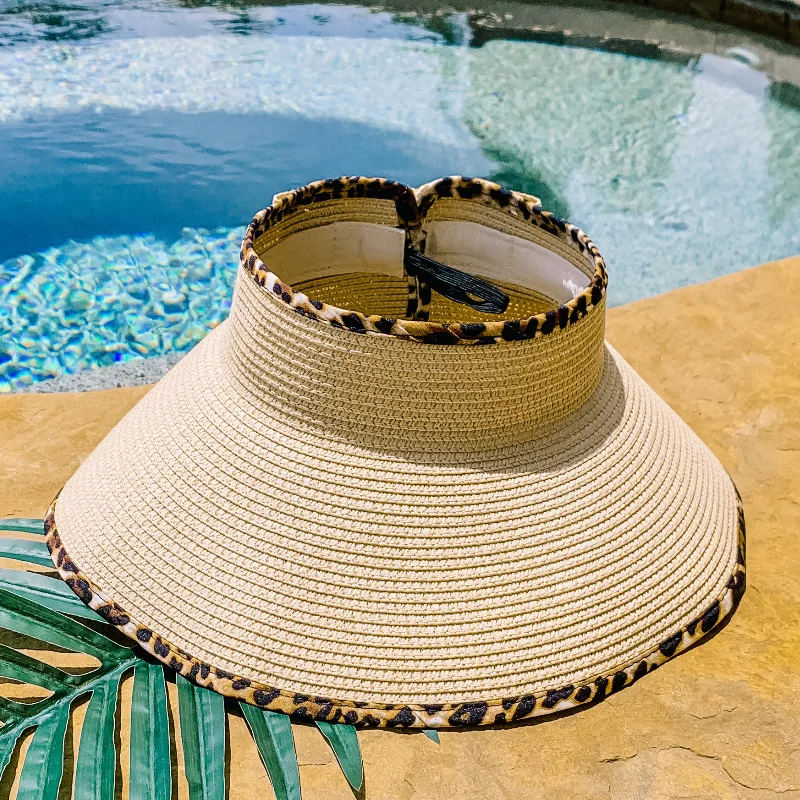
[47,177,744,729]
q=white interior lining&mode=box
[264,222,406,284]
[425,221,588,304]
[261,220,589,306]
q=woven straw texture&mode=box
[52,180,740,713]
[294,272,557,322]
[53,287,739,703]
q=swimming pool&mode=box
[1,0,799,392]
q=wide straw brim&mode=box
[47,320,744,728]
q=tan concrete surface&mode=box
[462,0,800,65]
[1,256,799,798]
[617,0,800,44]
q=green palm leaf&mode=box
[0,519,45,536]
[0,537,54,567]
[129,661,171,800]
[177,675,226,800]
[0,526,159,794]
[315,721,364,792]
[74,671,125,800]
[0,616,135,792]
[0,567,103,621]
[16,706,70,800]
[241,704,300,800]
[0,519,375,797]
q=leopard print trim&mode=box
[240,176,608,345]
[44,489,745,729]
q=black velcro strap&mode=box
[404,246,509,315]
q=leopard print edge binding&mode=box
[240,175,608,345]
[44,488,745,729]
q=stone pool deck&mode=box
[631,0,800,44]
[1,255,800,798]
[464,0,800,55]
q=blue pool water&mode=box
[1,0,799,391]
